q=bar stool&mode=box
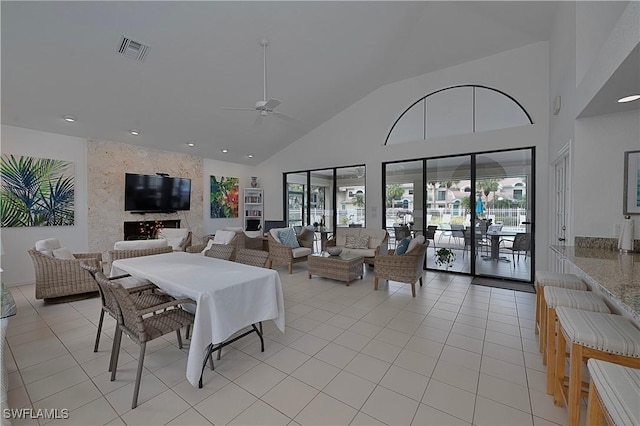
[586,359,640,426]
[554,307,640,426]
[535,271,587,361]
[543,287,610,394]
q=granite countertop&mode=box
[551,245,639,320]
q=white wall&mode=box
[256,42,550,268]
[549,1,640,246]
[573,111,640,240]
[1,125,89,286]
[202,158,256,240]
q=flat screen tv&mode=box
[124,173,191,212]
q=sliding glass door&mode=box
[383,148,534,282]
[474,149,533,281]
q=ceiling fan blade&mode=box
[221,107,256,111]
[272,110,302,123]
[253,114,264,127]
[263,98,281,110]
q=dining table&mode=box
[480,230,520,262]
[112,251,285,387]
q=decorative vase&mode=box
[250,177,258,188]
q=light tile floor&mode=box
[4,266,584,425]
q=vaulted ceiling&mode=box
[2,1,560,165]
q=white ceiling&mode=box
[1,1,562,165]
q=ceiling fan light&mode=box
[618,94,640,103]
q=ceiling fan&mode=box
[221,39,299,126]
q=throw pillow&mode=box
[394,237,412,255]
[278,228,300,248]
[345,235,369,249]
[406,235,426,254]
[52,247,75,259]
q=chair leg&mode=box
[288,263,293,274]
[109,326,122,373]
[567,343,583,426]
[186,325,190,340]
[545,307,557,394]
[131,343,146,409]
[586,380,604,426]
[410,282,416,297]
[176,330,183,349]
[374,277,379,291]
[419,277,423,287]
[110,327,123,381]
[94,309,105,352]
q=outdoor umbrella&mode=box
[475,196,484,215]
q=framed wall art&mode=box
[1,154,75,227]
[623,150,640,214]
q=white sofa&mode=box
[326,228,388,265]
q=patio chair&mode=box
[505,233,531,263]
[393,225,412,243]
[425,225,438,248]
[267,227,313,273]
[106,272,195,409]
[450,224,465,245]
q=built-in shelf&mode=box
[244,188,263,231]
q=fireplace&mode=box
[123,220,180,240]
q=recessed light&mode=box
[186,141,195,147]
[221,149,229,154]
[247,154,254,158]
[618,94,640,103]
[63,115,76,122]
[130,129,140,136]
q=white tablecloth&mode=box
[112,252,285,386]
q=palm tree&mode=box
[1,155,75,227]
[478,178,500,207]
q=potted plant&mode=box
[434,247,456,270]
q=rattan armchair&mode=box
[104,272,195,409]
[187,231,263,257]
[205,244,235,260]
[267,228,313,274]
[373,242,428,297]
[104,246,173,275]
[235,249,270,268]
[28,248,102,300]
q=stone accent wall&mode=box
[87,140,203,254]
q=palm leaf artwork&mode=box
[0,154,75,227]
[210,176,239,218]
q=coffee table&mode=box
[308,252,364,286]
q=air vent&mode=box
[118,36,150,61]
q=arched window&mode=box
[386,85,533,145]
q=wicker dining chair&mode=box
[235,249,270,268]
[104,272,195,409]
[80,263,172,359]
